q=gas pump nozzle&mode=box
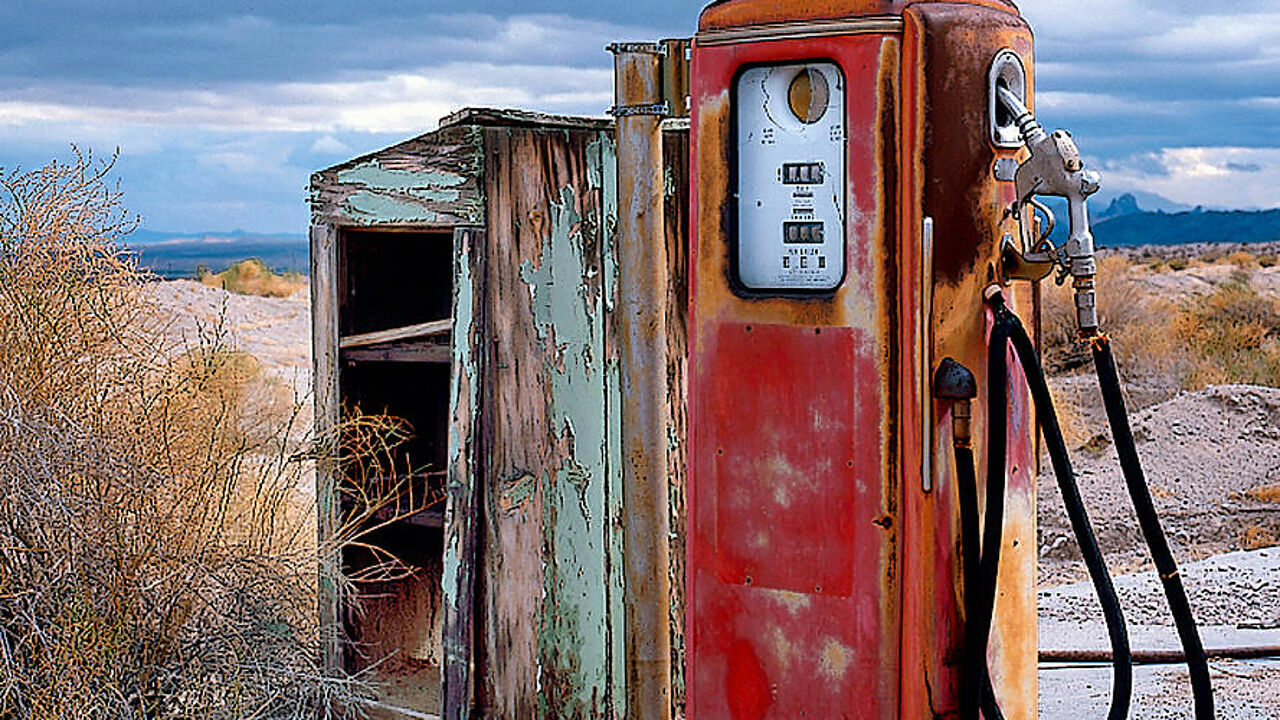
[997,85,1103,336]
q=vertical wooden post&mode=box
[310,223,343,673]
[443,227,486,720]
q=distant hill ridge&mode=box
[1036,194,1280,248]
[1093,195,1280,246]
[124,230,308,279]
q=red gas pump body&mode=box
[687,1,1038,718]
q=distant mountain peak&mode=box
[1098,193,1141,221]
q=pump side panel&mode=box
[898,6,1038,720]
[688,33,900,720]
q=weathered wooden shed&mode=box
[308,107,689,719]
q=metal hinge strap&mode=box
[609,102,671,118]
[606,42,667,56]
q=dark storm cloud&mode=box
[2,0,1278,232]
[0,2,705,85]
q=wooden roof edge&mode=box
[310,107,614,181]
[439,106,614,132]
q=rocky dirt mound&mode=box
[1038,383,1280,584]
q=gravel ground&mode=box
[1036,381,1280,718]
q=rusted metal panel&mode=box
[688,32,901,719]
[613,42,675,720]
[698,0,1019,31]
[898,5,1039,719]
[443,227,486,720]
[310,124,484,228]
[478,126,623,720]
[309,223,343,674]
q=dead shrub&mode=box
[1221,250,1258,269]
[0,150,399,718]
[199,257,306,298]
[1238,523,1280,551]
[1047,383,1091,450]
[1244,482,1280,504]
[1173,280,1280,390]
[1168,257,1191,271]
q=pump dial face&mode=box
[735,62,846,291]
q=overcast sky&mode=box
[2,1,1278,234]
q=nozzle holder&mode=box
[989,49,1027,148]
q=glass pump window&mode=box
[735,61,846,292]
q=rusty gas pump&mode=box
[687,1,1039,717]
[684,1,1213,719]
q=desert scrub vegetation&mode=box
[1041,255,1179,375]
[1173,277,1280,389]
[1043,255,1280,391]
[198,258,307,298]
[0,150,399,718]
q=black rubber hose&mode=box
[955,440,1011,720]
[960,314,1013,720]
[1091,336,1215,720]
[1006,311,1133,720]
[968,298,1133,720]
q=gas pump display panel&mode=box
[734,61,846,292]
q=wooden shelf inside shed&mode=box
[340,319,452,365]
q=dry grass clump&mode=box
[1173,279,1280,390]
[1245,482,1280,504]
[1238,523,1280,551]
[1219,250,1258,269]
[199,257,306,298]
[0,150,383,718]
[1244,479,1280,502]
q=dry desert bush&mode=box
[1174,276,1280,389]
[0,150,405,718]
[198,258,307,299]
[1042,256,1280,391]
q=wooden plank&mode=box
[595,133,628,720]
[342,342,452,365]
[442,227,486,720]
[480,126,619,720]
[310,223,343,673]
[310,124,484,228]
[340,319,453,349]
[660,124,689,720]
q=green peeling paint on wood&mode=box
[338,162,468,195]
[344,191,442,224]
[310,123,484,227]
[589,134,628,720]
[519,181,613,719]
[443,227,483,720]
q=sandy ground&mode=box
[141,278,312,398]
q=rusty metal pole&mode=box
[609,41,673,720]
